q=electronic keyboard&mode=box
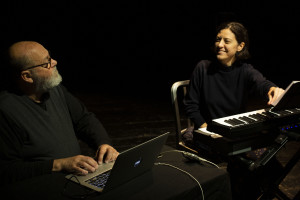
[207,108,300,138]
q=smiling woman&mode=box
[184,21,283,129]
[183,21,285,200]
[215,29,245,66]
[214,22,250,67]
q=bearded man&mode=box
[0,41,118,184]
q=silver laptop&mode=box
[65,132,169,192]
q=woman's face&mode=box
[215,28,244,66]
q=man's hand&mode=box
[95,144,119,164]
[267,87,285,105]
[52,155,99,175]
[52,145,119,175]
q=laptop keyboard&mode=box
[85,170,111,189]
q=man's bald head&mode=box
[8,41,43,71]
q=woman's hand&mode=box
[267,87,284,105]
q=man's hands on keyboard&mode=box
[53,155,99,175]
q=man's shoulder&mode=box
[0,91,22,111]
[0,90,17,103]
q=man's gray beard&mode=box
[32,67,63,93]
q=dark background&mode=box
[1,1,299,98]
[1,3,300,195]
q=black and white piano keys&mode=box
[207,108,300,138]
[193,108,300,156]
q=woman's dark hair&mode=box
[216,21,251,61]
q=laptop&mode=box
[65,132,169,192]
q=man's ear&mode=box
[237,42,245,52]
[20,71,33,83]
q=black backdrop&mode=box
[1,1,299,97]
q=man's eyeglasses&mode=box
[25,57,53,70]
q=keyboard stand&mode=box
[232,130,300,200]
[248,134,288,171]
[193,123,300,199]
[259,131,300,200]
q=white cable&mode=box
[160,149,184,154]
[159,150,219,168]
[158,149,184,157]
[199,159,219,169]
[154,162,204,200]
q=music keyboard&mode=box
[193,127,278,155]
[207,108,300,138]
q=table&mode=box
[1,145,232,200]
